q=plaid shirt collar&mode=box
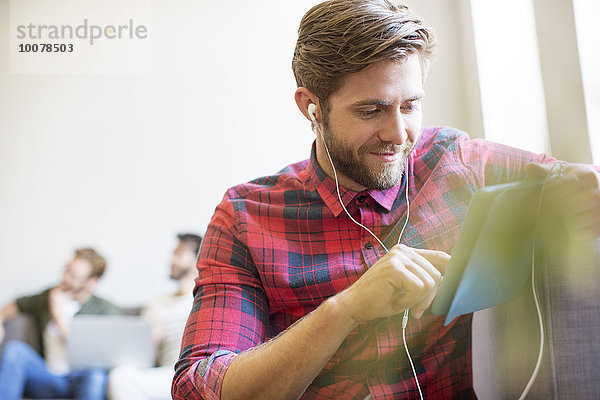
[306,142,402,217]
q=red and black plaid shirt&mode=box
[173,127,552,400]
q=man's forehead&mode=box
[67,257,92,273]
[329,56,424,105]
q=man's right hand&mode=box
[220,244,449,400]
[336,244,449,323]
[48,287,73,341]
[49,286,72,312]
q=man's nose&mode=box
[378,111,408,145]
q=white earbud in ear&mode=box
[308,103,324,139]
[308,103,317,122]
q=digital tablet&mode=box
[431,179,548,326]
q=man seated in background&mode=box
[0,247,121,400]
[107,233,202,400]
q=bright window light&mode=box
[573,0,600,164]
[470,0,550,154]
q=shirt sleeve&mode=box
[15,291,46,315]
[15,289,52,330]
[172,192,270,400]
[454,134,556,187]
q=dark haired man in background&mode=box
[108,233,202,400]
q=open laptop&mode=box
[431,179,550,326]
[68,315,155,369]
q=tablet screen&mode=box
[432,179,546,326]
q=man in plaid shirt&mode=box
[173,1,600,399]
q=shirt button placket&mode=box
[366,364,381,393]
[357,195,379,267]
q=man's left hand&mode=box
[526,162,600,237]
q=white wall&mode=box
[574,0,600,164]
[0,0,478,307]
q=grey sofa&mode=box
[472,237,600,399]
[1,313,40,356]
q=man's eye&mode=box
[360,109,380,118]
[402,102,420,113]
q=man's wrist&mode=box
[324,290,360,331]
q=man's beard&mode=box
[321,124,414,190]
[170,266,191,280]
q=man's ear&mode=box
[294,87,320,123]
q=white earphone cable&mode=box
[518,162,563,400]
[312,104,560,400]
[403,309,424,399]
[312,106,422,400]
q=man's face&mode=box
[170,242,196,280]
[317,55,424,191]
[61,257,94,293]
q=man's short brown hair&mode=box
[74,248,107,279]
[292,0,436,108]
